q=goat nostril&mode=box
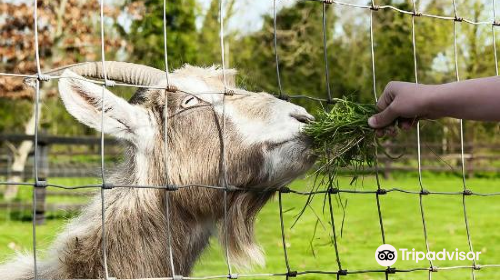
[291,113,313,124]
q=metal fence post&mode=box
[35,139,49,225]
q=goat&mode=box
[0,62,316,279]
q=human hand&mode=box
[368,81,437,137]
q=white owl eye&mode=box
[181,95,199,108]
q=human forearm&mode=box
[368,77,500,130]
[427,76,500,121]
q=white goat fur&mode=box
[0,64,315,279]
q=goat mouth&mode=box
[266,135,311,150]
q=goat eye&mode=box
[181,96,199,108]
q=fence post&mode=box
[467,140,474,178]
[383,140,392,179]
[35,139,49,225]
[7,155,11,179]
[383,157,392,179]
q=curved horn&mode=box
[45,61,166,86]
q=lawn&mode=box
[1,174,500,280]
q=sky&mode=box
[197,0,297,34]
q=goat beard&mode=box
[218,191,274,270]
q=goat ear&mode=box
[58,70,143,140]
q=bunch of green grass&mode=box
[304,98,380,174]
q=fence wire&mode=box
[0,0,500,279]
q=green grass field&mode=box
[1,174,500,280]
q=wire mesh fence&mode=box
[1,0,500,279]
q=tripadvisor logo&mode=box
[375,244,482,266]
[375,244,397,266]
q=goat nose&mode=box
[290,112,315,124]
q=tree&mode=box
[125,0,199,70]
[124,0,237,69]
[231,2,338,112]
[196,0,236,66]
[0,0,125,200]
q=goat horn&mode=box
[38,61,166,86]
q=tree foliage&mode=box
[0,0,126,135]
[0,0,125,100]
[125,0,199,70]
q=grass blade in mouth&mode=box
[304,98,380,175]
